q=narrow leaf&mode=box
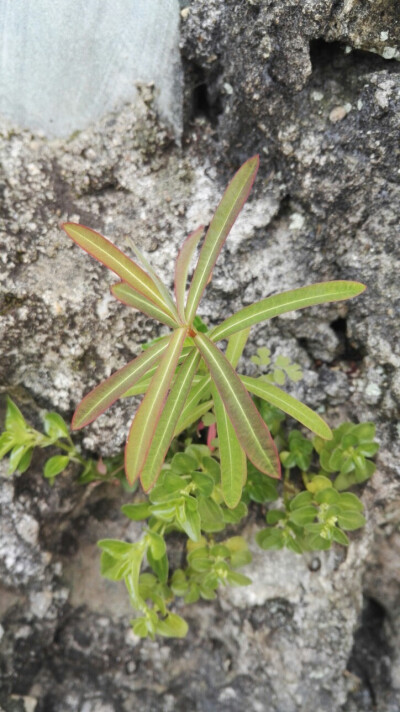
[122,347,195,397]
[210,281,366,342]
[140,349,201,491]
[125,328,187,485]
[127,239,180,320]
[72,336,170,430]
[194,334,280,478]
[174,399,214,437]
[211,382,246,508]
[62,223,176,319]
[185,156,259,322]
[225,328,251,369]
[241,376,333,440]
[111,282,179,328]
[174,374,212,434]
[174,225,204,321]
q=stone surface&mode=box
[1,1,400,710]
[0,0,182,137]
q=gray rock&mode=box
[1,1,400,710]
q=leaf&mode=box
[337,511,366,531]
[156,613,188,638]
[125,328,187,485]
[43,455,70,479]
[289,506,317,526]
[209,281,366,342]
[255,528,285,550]
[122,347,195,397]
[211,382,246,508]
[140,349,201,491]
[185,156,259,323]
[16,447,33,474]
[225,328,251,369]
[121,502,152,521]
[174,375,212,435]
[72,336,170,430]
[8,444,31,475]
[194,334,280,478]
[5,398,27,434]
[241,375,333,440]
[62,223,177,320]
[111,281,179,328]
[147,531,167,561]
[127,239,179,319]
[43,412,70,440]
[0,432,16,459]
[174,225,204,321]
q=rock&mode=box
[1,1,400,710]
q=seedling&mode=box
[62,156,365,508]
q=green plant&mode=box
[0,397,126,486]
[62,156,365,508]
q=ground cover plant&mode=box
[1,156,376,638]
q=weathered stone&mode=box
[1,1,400,710]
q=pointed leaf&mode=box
[174,374,212,434]
[185,156,259,322]
[127,239,179,319]
[125,328,187,485]
[194,334,280,478]
[122,347,195,397]
[72,336,170,430]
[225,327,251,369]
[210,281,366,342]
[174,225,204,321]
[140,349,201,491]
[62,223,176,319]
[111,282,178,328]
[241,376,333,439]
[174,399,214,437]
[211,382,246,508]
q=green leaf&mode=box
[140,349,201,491]
[197,495,225,532]
[125,328,187,486]
[185,156,259,322]
[331,528,350,546]
[43,412,70,440]
[225,328,251,369]
[289,506,317,526]
[191,471,214,496]
[156,613,188,638]
[194,334,280,478]
[111,281,179,329]
[147,532,167,560]
[8,445,30,474]
[222,501,248,524]
[226,570,252,586]
[62,223,178,321]
[72,336,170,430]
[338,492,364,511]
[178,500,201,542]
[174,225,204,321]
[5,398,27,434]
[210,281,366,342]
[43,455,70,479]
[337,511,366,531]
[98,539,136,558]
[241,376,333,440]
[15,447,33,474]
[0,432,16,459]
[244,465,279,503]
[306,475,333,493]
[211,382,246,508]
[127,239,179,319]
[289,491,313,510]
[170,452,198,474]
[256,528,285,550]
[121,502,152,520]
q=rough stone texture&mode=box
[1,1,400,710]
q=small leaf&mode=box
[122,502,152,521]
[5,398,27,434]
[17,448,33,473]
[331,528,350,546]
[337,511,366,531]
[7,445,31,475]
[0,432,16,459]
[289,506,317,526]
[306,475,333,493]
[43,412,70,440]
[156,613,188,638]
[256,528,285,550]
[147,532,167,561]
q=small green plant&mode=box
[62,156,365,508]
[0,397,126,486]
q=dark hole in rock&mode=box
[330,316,365,362]
[345,597,393,710]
